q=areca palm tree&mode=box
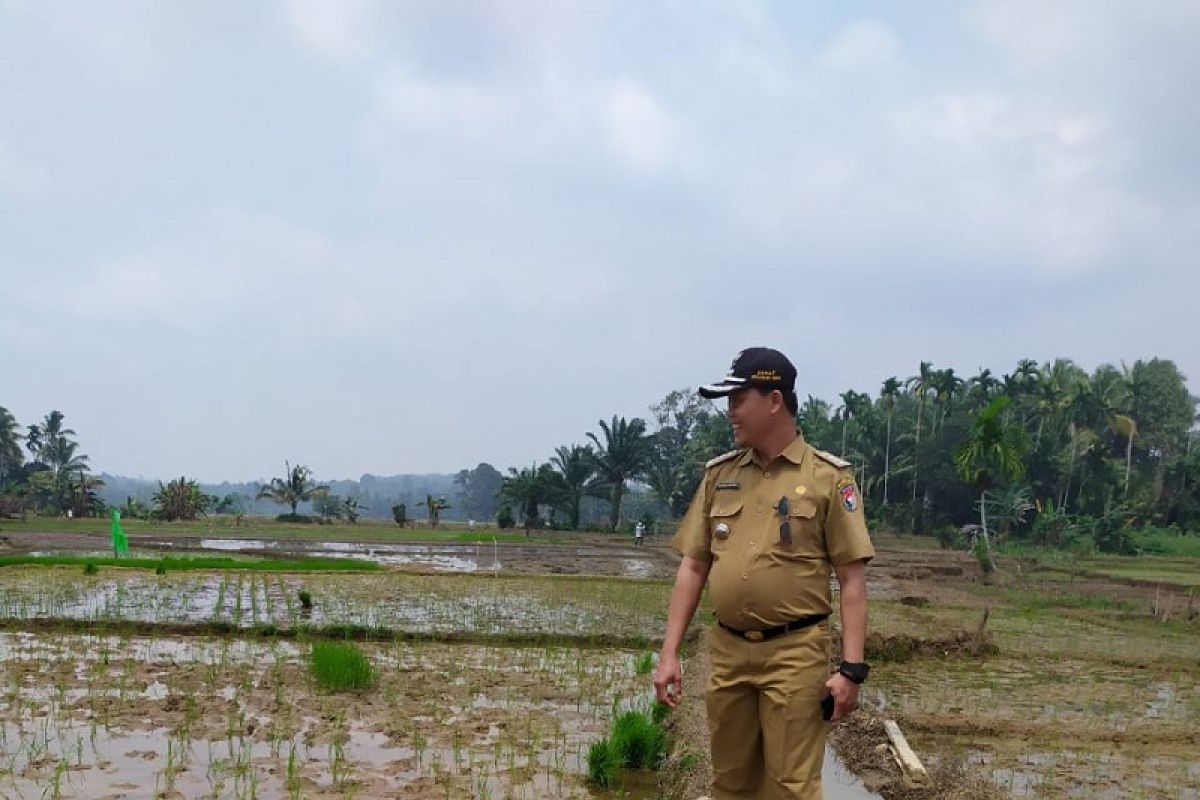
[930,368,964,430]
[955,396,1028,579]
[587,416,652,532]
[879,377,903,504]
[549,444,598,529]
[256,462,328,517]
[907,361,935,514]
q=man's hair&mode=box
[753,386,799,416]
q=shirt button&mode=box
[742,572,749,580]
[763,471,771,479]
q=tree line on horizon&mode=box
[3,355,1197,553]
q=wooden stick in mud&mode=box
[883,720,928,785]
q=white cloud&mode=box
[604,80,675,175]
[0,140,50,197]
[818,19,900,72]
[282,0,376,63]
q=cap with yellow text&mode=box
[698,347,797,399]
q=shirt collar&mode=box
[740,430,807,469]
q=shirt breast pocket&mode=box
[779,497,824,557]
[708,500,743,552]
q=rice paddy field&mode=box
[0,522,1196,799]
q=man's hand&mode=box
[823,672,859,721]
[653,652,683,708]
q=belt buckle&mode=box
[744,630,765,642]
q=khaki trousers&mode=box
[705,622,831,800]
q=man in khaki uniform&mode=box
[653,347,874,800]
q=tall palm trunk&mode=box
[1124,432,1133,496]
[609,482,625,532]
[911,398,924,531]
[978,490,995,583]
[1061,422,1078,511]
[883,408,893,504]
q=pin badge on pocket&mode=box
[715,523,730,540]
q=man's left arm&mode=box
[825,560,868,719]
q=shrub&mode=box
[298,590,313,609]
[310,642,375,692]
[496,505,515,530]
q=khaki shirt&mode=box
[670,432,875,628]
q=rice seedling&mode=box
[309,641,375,692]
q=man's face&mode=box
[727,388,777,447]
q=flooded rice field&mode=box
[0,632,651,799]
[7,530,675,580]
[0,569,667,641]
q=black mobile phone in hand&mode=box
[820,691,834,721]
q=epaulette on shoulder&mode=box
[813,449,852,469]
[705,449,743,470]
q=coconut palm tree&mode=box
[955,396,1028,580]
[256,462,328,517]
[549,444,598,530]
[587,416,652,532]
[0,406,22,483]
[24,410,75,463]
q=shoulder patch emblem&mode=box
[705,449,743,470]
[837,477,859,513]
[814,449,852,469]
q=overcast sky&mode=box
[2,1,1198,483]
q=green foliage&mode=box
[610,710,666,769]
[391,503,408,527]
[585,738,620,789]
[298,590,313,609]
[417,494,450,528]
[587,416,653,531]
[82,562,98,575]
[633,652,654,675]
[651,701,670,725]
[256,462,328,517]
[499,464,557,530]
[153,476,210,521]
[496,504,515,529]
[309,642,375,692]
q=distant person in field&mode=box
[635,520,645,545]
[653,347,874,800]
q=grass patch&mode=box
[634,651,654,675]
[611,710,667,769]
[0,555,379,572]
[586,738,621,788]
[309,641,376,691]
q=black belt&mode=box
[718,613,829,642]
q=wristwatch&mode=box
[837,661,870,684]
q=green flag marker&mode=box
[111,509,129,556]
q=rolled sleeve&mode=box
[670,478,712,562]
[824,472,875,566]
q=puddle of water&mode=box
[824,745,884,800]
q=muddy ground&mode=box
[1,528,1197,799]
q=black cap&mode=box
[699,347,797,399]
